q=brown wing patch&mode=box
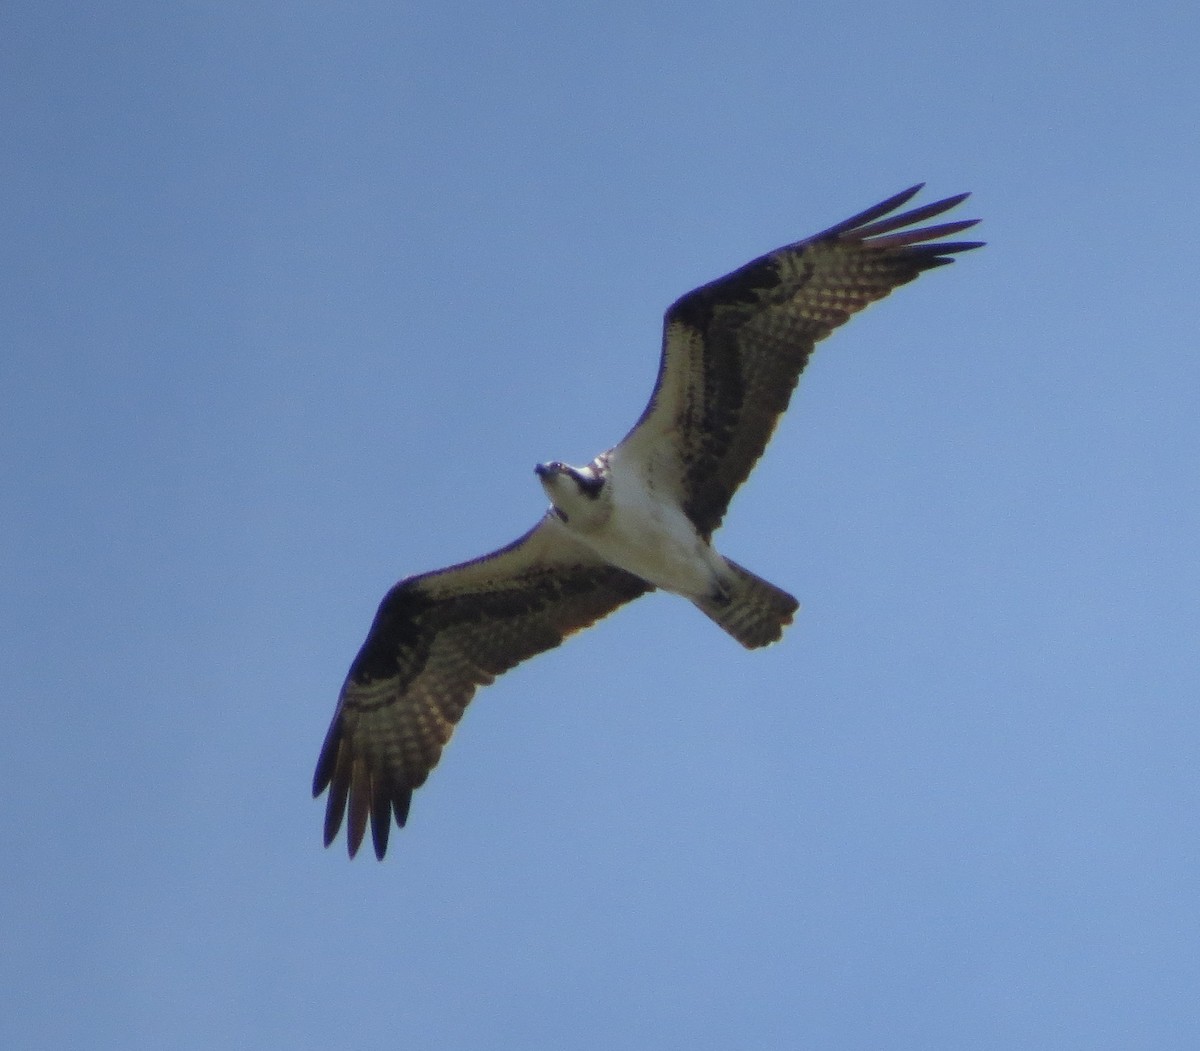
[313,522,651,859]
[619,185,982,537]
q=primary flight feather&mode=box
[314,184,983,858]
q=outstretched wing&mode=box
[313,515,651,859]
[615,184,983,538]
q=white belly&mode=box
[576,478,722,598]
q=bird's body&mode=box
[536,454,726,600]
[313,184,983,858]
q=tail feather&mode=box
[694,559,799,649]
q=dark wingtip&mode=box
[933,239,987,253]
[312,709,342,798]
[393,787,412,828]
[316,727,352,850]
[370,780,392,860]
[811,183,925,241]
[312,759,332,800]
[810,185,983,251]
[318,764,412,860]
[322,778,347,850]
[345,761,371,858]
[852,194,977,241]
[931,190,970,211]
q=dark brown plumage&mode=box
[313,521,650,858]
[619,184,982,538]
[313,185,981,858]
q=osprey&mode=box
[314,184,982,858]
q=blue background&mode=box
[4,2,1198,1047]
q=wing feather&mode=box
[313,515,651,858]
[616,185,982,537]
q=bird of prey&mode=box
[313,184,982,858]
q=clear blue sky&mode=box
[4,2,1198,1048]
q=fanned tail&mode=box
[694,559,799,649]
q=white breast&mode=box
[577,455,722,598]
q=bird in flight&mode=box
[313,184,982,858]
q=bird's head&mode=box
[535,460,607,525]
